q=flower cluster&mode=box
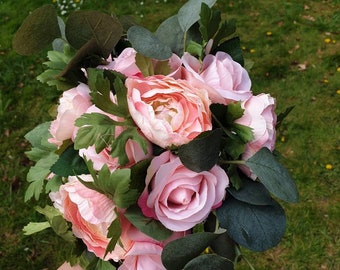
[15,1,298,269]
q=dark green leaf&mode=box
[127,25,172,60]
[95,260,116,270]
[105,217,121,258]
[245,148,299,203]
[129,158,151,194]
[212,37,244,66]
[178,129,222,172]
[162,232,220,270]
[124,205,172,241]
[183,254,234,270]
[213,19,236,48]
[13,5,61,55]
[227,177,273,205]
[135,53,154,76]
[50,145,89,177]
[199,3,221,42]
[65,10,123,58]
[177,0,217,33]
[216,197,286,251]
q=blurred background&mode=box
[0,0,339,269]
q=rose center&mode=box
[168,187,194,205]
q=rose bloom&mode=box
[99,47,183,79]
[78,105,152,171]
[49,83,92,147]
[138,151,228,231]
[50,175,125,261]
[235,93,277,179]
[182,51,252,104]
[118,216,187,270]
[126,75,212,148]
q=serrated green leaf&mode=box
[124,205,172,241]
[245,148,299,203]
[127,25,172,60]
[216,197,286,252]
[65,10,123,58]
[212,37,244,66]
[177,0,217,33]
[199,3,221,42]
[162,232,221,270]
[45,175,63,193]
[23,222,51,235]
[183,254,234,270]
[95,260,116,270]
[104,217,121,258]
[50,145,89,177]
[74,113,118,153]
[213,19,236,48]
[13,5,61,55]
[178,129,222,172]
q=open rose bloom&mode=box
[19,1,299,269]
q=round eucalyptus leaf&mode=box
[216,197,286,251]
[183,254,234,270]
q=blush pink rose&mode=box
[138,151,228,231]
[182,51,252,104]
[49,83,92,147]
[57,262,84,270]
[78,105,152,171]
[126,75,212,148]
[49,175,125,261]
[235,93,277,179]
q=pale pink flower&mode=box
[49,83,92,147]
[126,75,212,148]
[182,51,252,104]
[50,175,125,261]
[138,151,228,231]
[235,93,277,179]
[57,262,84,270]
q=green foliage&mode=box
[183,254,233,270]
[104,216,121,258]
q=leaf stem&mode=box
[219,160,246,165]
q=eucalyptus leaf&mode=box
[178,129,222,172]
[65,10,123,58]
[127,25,172,60]
[13,5,61,55]
[177,0,217,33]
[245,147,299,203]
[162,232,221,270]
[216,197,286,251]
[124,205,172,241]
[183,254,234,270]
[227,177,273,206]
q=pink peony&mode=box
[78,105,152,171]
[235,93,277,179]
[182,51,252,104]
[126,75,212,148]
[49,175,125,261]
[49,83,92,147]
[138,151,228,231]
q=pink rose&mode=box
[182,51,252,104]
[138,151,228,231]
[126,75,212,148]
[50,175,125,261]
[235,93,277,179]
[78,105,152,171]
[57,262,84,270]
[49,83,92,146]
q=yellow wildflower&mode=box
[337,90,340,95]
[266,31,272,36]
[325,164,333,170]
[250,49,256,53]
[337,67,340,73]
[324,38,331,44]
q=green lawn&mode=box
[0,0,339,269]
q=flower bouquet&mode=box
[14,0,299,269]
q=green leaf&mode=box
[135,53,154,77]
[74,113,118,153]
[65,10,123,58]
[162,232,221,270]
[183,254,234,270]
[127,25,172,60]
[25,122,56,151]
[276,106,295,129]
[213,19,236,48]
[25,152,59,202]
[212,37,244,66]
[45,175,63,193]
[13,5,61,55]
[186,40,204,58]
[177,0,217,33]
[178,129,222,172]
[104,217,121,258]
[199,3,221,42]
[130,158,152,194]
[94,260,116,270]
[23,222,51,235]
[216,197,286,252]
[50,145,89,177]
[227,177,273,206]
[124,205,172,241]
[245,148,299,203]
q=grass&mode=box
[0,0,339,269]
